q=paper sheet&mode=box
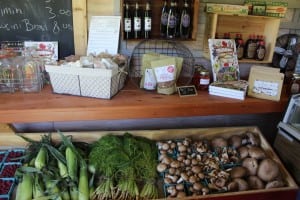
[87,16,121,55]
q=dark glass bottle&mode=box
[123,3,132,39]
[160,0,169,37]
[235,33,242,47]
[143,1,152,39]
[244,34,257,59]
[180,0,191,39]
[133,2,141,39]
[255,40,266,61]
[167,0,177,39]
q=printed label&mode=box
[124,18,131,32]
[144,68,156,90]
[154,65,176,83]
[181,14,190,27]
[144,17,152,31]
[253,80,279,96]
[134,17,141,31]
[200,79,210,85]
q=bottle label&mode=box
[134,17,141,31]
[247,43,257,58]
[161,13,168,25]
[168,15,176,28]
[257,48,265,60]
[237,47,244,59]
[144,17,152,31]
[200,78,210,85]
[124,18,131,32]
[181,14,190,27]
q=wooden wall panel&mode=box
[72,0,88,56]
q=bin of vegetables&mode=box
[13,132,159,200]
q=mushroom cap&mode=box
[257,158,280,182]
[265,180,284,189]
[233,178,249,191]
[242,157,258,176]
[248,146,266,160]
[211,137,228,149]
[230,166,248,179]
[238,146,249,159]
[228,135,243,148]
[247,176,265,189]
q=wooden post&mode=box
[72,0,88,56]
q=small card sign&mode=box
[248,65,284,101]
[177,86,198,97]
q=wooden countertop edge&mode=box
[0,84,289,123]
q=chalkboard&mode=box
[0,0,74,59]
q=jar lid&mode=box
[199,69,209,76]
[293,73,300,79]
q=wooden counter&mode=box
[0,81,289,124]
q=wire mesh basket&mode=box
[129,39,195,88]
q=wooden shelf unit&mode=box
[204,13,281,63]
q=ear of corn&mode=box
[69,185,79,200]
[35,146,48,170]
[66,146,78,182]
[15,173,33,200]
[44,175,63,200]
[33,173,44,198]
[58,160,69,178]
[78,165,89,200]
[61,189,71,200]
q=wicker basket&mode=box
[129,39,195,88]
[45,63,128,99]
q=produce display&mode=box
[156,131,286,198]
[3,129,289,200]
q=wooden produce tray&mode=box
[0,126,298,200]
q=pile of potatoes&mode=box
[156,131,285,198]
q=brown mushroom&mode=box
[234,178,249,191]
[242,157,258,176]
[227,181,239,192]
[246,132,261,146]
[157,163,167,173]
[228,135,243,148]
[211,137,228,149]
[257,158,280,182]
[230,166,248,179]
[265,180,284,189]
[248,146,266,160]
[238,146,249,159]
[247,176,265,189]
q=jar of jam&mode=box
[193,66,210,90]
[290,74,300,94]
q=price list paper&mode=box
[87,16,121,55]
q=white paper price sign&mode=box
[253,80,279,96]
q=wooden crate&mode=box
[203,13,281,63]
[0,126,298,200]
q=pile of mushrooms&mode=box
[156,131,285,198]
